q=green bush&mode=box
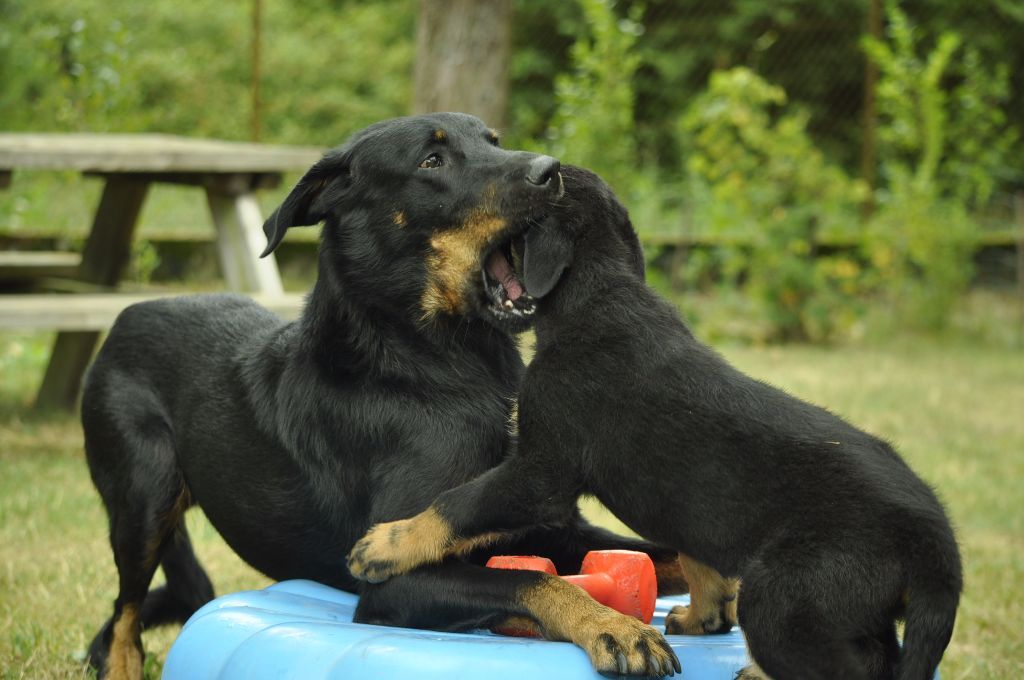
[0,0,413,144]
[861,1,1015,331]
[679,68,867,342]
[542,0,643,198]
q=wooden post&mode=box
[36,175,150,411]
[206,176,284,295]
[1016,192,1024,346]
[859,0,882,219]
[413,0,512,129]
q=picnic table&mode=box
[0,133,322,410]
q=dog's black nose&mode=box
[526,155,560,187]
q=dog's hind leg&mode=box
[740,621,869,680]
[665,554,738,635]
[138,519,215,628]
[737,569,871,680]
[742,634,869,680]
[853,626,900,680]
[84,407,191,680]
[735,661,774,679]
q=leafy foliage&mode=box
[541,0,643,198]
[512,0,1024,186]
[0,0,413,144]
[679,68,867,342]
[1,0,1020,343]
[861,1,1015,331]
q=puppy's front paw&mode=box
[665,599,735,635]
[347,509,454,583]
[346,521,407,583]
[579,614,680,677]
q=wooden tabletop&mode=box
[0,133,324,174]
[0,292,306,331]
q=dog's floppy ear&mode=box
[260,151,350,257]
[523,217,573,298]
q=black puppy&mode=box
[81,116,690,680]
[348,166,963,680]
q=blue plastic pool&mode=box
[162,580,936,679]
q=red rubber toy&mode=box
[486,549,658,636]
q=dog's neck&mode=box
[298,250,519,382]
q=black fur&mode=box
[364,166,963,680]
[81,115,676,678]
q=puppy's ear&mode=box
[260,151,350,257]
[523,217,573,298]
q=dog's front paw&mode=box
[665,598,735,635]
[578,614,680,677]
[346,521,407,583]
[347,509,454,583]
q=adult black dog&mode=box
[348,165,963,680]
[80,115,695,680]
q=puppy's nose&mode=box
[526,155,560,187]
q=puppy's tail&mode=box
[896,521,962,680]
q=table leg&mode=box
[35,176,150,411]
[205,188,284,294]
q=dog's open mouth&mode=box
[480,232,536,324]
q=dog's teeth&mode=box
[504,299,514,309]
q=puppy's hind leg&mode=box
[735,661,774,679]
[665,554,738,635]
[84,408,191,680]
[853,625,900,680]
[738,567,870,680]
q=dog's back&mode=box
[84,294,281,404]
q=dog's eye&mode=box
[419,153,443,169]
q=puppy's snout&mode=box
[526,156,560,188]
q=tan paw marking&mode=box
[582,614,681,677]
[347,506,502,582]
[106,604,143,680]
[520,574,680,677]
[666,554,739,635]
[347,509,452,583]
[665,601,732,635]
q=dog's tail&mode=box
[896,518,962,680]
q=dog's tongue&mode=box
[487,251,524,301]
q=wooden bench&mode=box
[0,133,323,410]
[0,293,306,411]
[0,251,82,282]
[0,292,305,331]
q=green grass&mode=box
[1,329,1022,678]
